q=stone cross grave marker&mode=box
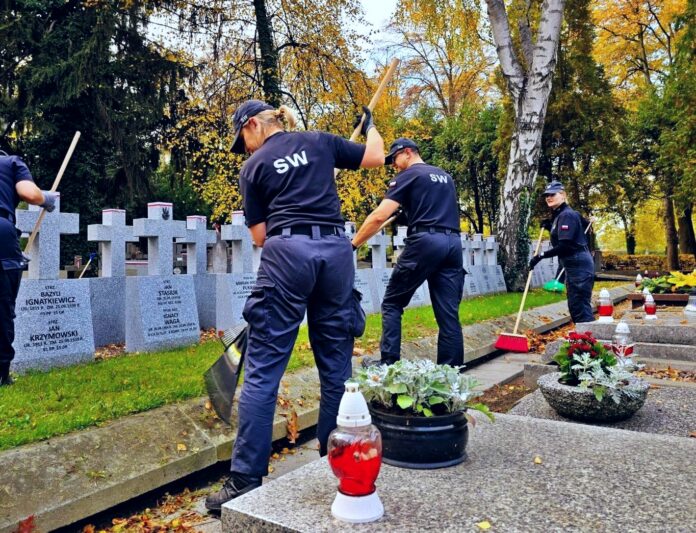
[13,195,94,372]
[87,209,137,278]
[177,215,216,275]
[345,221,357,268]
[87,209,138,347]
[15,193,79,280]
[367,231,391,270]
[392,226,408,262]
[132,202,187,276]
[221,211,254,273]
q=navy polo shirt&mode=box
[385,163,459,231]
[551,203,587,251]
[239,131,365,233]
[0,155,34,266]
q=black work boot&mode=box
[205,472,262,513]
[360,356,397,369]
[0,363,13,387]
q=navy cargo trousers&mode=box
[381,230,465,366]
[230,228,355,477]
[562,250,595,324]
[0,264,22,365]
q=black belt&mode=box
[267,225,343,237]
[0,208,14,224]
[407,225,459,236]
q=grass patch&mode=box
[0,289,567,450]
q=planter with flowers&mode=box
[538,331,649,422]
[355,359,493,469]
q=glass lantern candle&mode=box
[684,290,696,319]
[611,321,635,363]
[327,381,384,523]
[597,288,614,323]
[644,293,657,320]
[635,273,643,288]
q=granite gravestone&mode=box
[353,269,379,314]
[126,204,199,352]
[215,273,257,333]
[126,275,200,352]
[87,209,137,346]
[12,194,95,372]
[178,216,217,329]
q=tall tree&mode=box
[388,0,492,117]
[485,0,566,290]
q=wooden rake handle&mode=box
[25,131,81,253]
[335,58,400,178]
[513,230,545,335]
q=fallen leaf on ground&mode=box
[476,520,492,530]
[177,443,188,452]
[534,456,543,464]
[204,400,212,410]
[285,410,300,443]
[353,347,365,356]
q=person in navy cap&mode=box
[205,101,384,512]
[0,151,57,386]
[352,138,464,368]
[529,180,595,323]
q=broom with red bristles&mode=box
[494,229,546,353]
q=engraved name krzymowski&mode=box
[20,284,83,352]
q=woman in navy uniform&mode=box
[0,152,57,386]
[529,181,595,323]
[351,138,464,367]
[205,101,384,512]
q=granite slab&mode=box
[12,279,95,373]
[89,277,126,346]
[576,316,696,345]
[223,413,696,532]
[354,269,379,314]
[125,275,200,352]
[510,387,696,438]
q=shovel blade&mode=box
[204,326,247,425]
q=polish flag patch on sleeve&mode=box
[560,224,569,230]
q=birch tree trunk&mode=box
[485,0,566,290]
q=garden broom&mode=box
[542,217,595,293]
[494,230,546,353]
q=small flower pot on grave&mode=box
[537,372,649,423]
[368,405,469,469]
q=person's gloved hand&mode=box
[540,218,552,231]
[353,105,375,137]
[529,254,543,270]
[40,191,58,212]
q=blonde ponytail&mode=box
[255,105,298,131]
[276,105,297,129]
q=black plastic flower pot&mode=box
[368,405,469,469]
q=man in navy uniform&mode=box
[0,152,57,385]
[352,138,464,367]
[204,101,384,512]
[529,180,595,323]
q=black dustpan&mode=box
[203,323,248,424]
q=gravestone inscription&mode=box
[13,279,95,372]
[126,276,200,352]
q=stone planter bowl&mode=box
[537,372,649,423]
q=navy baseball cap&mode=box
[385,138,419,165]
[543,181,565,196]
[231,99,274,154]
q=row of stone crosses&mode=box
[12,198,558,375]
